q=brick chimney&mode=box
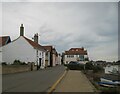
[81,47,84,50]
[20,24,24,36]
[34,33,38,44]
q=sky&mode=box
[0,1,119,62]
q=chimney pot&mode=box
[20,24,24,36]
[34,33,38,44]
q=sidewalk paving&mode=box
[54,70,96,92]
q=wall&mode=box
[2,65,37,74]
[45,52,50,66]
[57,55,61,65]
[52,54,56,66]
[0,48,2,63]
[64,55,77,64]
[2,36,36,64]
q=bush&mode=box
[21,62,27,65]
[93,65,104,73]
[13,60,26,65]
[1,62,7,65]
[85,62,94,70]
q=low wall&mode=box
[2,64,37,74]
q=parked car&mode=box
[67,61,84,70]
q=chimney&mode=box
[81,47,84,50]
[20,24,24,36]
[34,33,38,44]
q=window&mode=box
[40,52,41,56]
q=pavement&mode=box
[54,70,96,92]
[2,65,65,92]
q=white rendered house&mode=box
[64,48,89,64]
[2,24,46,69]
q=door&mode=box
[39,58,42,67]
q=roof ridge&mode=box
[23,36,46,51]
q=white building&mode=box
[1,24,46,69]
[57,54,62,65]
[0,36,11,63]
[64,48,89,64]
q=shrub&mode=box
[13,60,23,65]
[1,62,7,65]
[93,65,104,73]
[85,62,94,70]
[21,62,27,65]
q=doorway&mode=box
[39,58,42,67]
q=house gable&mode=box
[2,36,36,64]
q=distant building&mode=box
[1,24,46,69]
[43,46,61,67]
[43,46,52,67]
[0,36,11,47]
[64,47,89,64]
[57,53,62,65]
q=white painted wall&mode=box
[47,52,50,66]
[2,36,36,64]
[52,54,56,66]
[64,54,88,64]
[2,36,46,68]
[64,55,77,64]
[57,55,61,65]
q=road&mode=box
[2,65,65,92]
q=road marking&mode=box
[47,70,67,94]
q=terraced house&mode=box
[43,46,61,67]
[64,47,89,64]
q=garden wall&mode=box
[2,64,37,74]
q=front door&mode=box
[39,58,42,67]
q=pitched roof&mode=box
[65,48,87,55]
[23,36,46,51]
[0,36,11,47]
[43,45,58,55]
[43,46,53,52]
[70,48,84,51]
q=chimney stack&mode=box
[20,24,24,36]
[81,47,84,50]
[34,33,38,44]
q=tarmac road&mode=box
[2,65,65,92]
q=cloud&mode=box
[2,2,118,61]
